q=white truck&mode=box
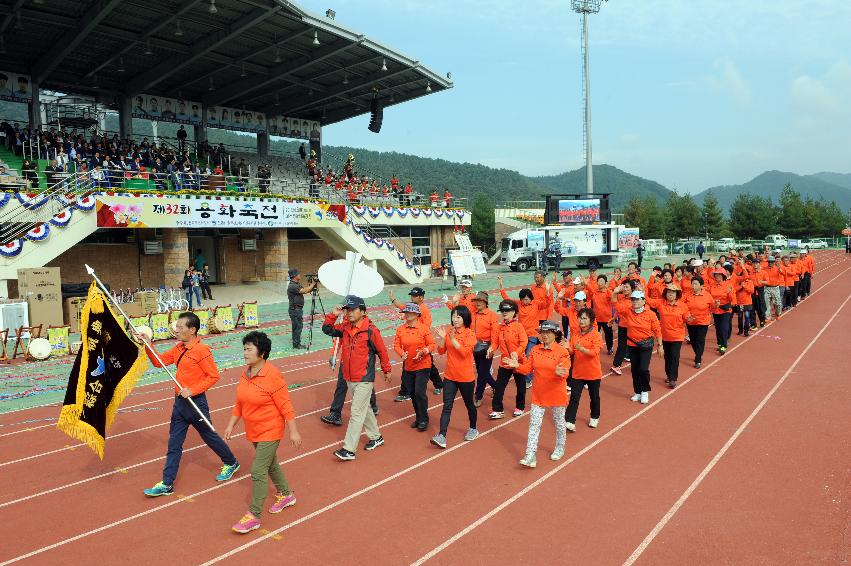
[500,224,626,271]
[764,234,788,249]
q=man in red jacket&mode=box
[322,295,392,461]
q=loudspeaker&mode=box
[368,98,383,133]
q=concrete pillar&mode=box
[162,229,189,287]
[257,131,269,157]
[0,279,11,300]
[28,83,41,130]
[262,228,289,283]
[118,95,132,140]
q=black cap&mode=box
[498,299,518,313]
[342,295,366,310]
[539,320,560,333]
[288,268,299,278]
[408,287,425,296]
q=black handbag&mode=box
[473,340,490,354]
[634,337,655,351]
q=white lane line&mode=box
[621,290,851,566]
[0,395,455,565]
[0,382,402,508]
[409,263,851,565]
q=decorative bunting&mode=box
[0,192,11,208]
[24,224,51,242]
[15,192,49,210]
[73,195,97,211]
[0,239,24,257]
[49,209,73,227]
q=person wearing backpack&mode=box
[321,295,392,461]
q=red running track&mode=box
[0,250,847,565]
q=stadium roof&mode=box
[0,0,453,125]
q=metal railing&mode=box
[0,171,95,245]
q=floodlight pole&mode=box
[582,10,593,196]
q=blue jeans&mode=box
[474,347,496,400]
[163,393,236,486]
[524,337,539,384]
[187,286,202,308]
[713,312,733,348]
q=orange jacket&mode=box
[396,302,432,328]
[147,337,219,396]
[232,362,296,442]
[472,308,499,344]
[613,302,662,345]
[735,277,755,306]
[436,327,477,382]
[784,262,800,286]
[446,292,477,312]
[646,298,690,342]
[393,323,436,372]
[751,269,769,288]
[684,291,714,326]
[554,301,581,337]
[591,287,613,323]
[765,264,786,286]
[708,282,736,315]
[569,329,604,379]
[531,282,553,320]
[493,318,528,369]
[805,255,815,274]
[516,342,571,406]
[500,289,543,338]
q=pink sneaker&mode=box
[232,512,261,534]
[269,492,297,514]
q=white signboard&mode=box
[552,228,608,255]
[454,232,473,251]
[207,106,267,133]
[450,250,487,276]
[132,95,202,125]
[267,115,321,141]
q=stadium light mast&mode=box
[572,0,606,195]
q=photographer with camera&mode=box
[287,269,317,349]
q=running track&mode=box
[0,250,847,565]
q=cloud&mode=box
[790,75,840,115]
[704,58,752,105]
[620,133,641,147]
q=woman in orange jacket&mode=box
[225,331,302,534]
[393,303,437,431]
[647,284,690,388]
[489,299,528,420]
[611,286,662,404]
[507,320,571,467]
[431,306,479,449]
[708,267,736,354]
[684,275,713,368]
[733,260,756,337]
[565,308,605,429]
[592,274,614,354]
[498,274,550,387]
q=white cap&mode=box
[573,291,587,300]
[800,248,808,254]
[691,259,704,266]
[573,277,582,285]
[460,279,472,287]
[630,290,645,299]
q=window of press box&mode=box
[81,228,135,244]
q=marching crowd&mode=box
[130,246,817,534]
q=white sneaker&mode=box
[550,447,565,461]
[512,408,524,417]
[630,393,641,402]
[565,421,576,432]
[488,411,504,420]
[519,454,537,468]
[588,418,599,428]
[640,392,649,404]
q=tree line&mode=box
[623,183,848,241]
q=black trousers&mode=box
[562,315,570,337]
[598,321,613,352]
[492,366,526,412]
[439,379,477,436]
[289,307,304,346]
[473,346,496,400]
[662,340,682,381]
[628,345,652,394]
[429,355,444,388]
[402,368,431,424]
[329,374,377,417]
[200,282,213,300]
[803,272,812,296]
[752,288,766,325]
[687,324,708,363]
[565,378,601,423]
[613,325,629,366]
[713,312,732,348]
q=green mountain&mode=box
[695,170,851,211]
[533,164,674,211]
[812,171,851,191]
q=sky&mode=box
[298,0,851,193]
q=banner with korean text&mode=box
[94,196,346,228]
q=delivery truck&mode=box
[500,223,627,271]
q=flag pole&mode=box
[84,264,215,431]
[329,252,360,369]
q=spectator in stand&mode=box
[430,190,439,207]
[21,159,39,189]
[299,143,307,161]
[177,126,187,152]
[443,189,453,207]
[404,182,413,206]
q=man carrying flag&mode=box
[58,282,149,459]
[136,312,240,496]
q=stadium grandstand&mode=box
[0,0,464,299]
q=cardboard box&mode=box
[64,297,86,334]
[134,291,159,315]
[17,268,63,328]
[121,302,145,319]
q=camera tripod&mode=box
[305,282,326,351]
